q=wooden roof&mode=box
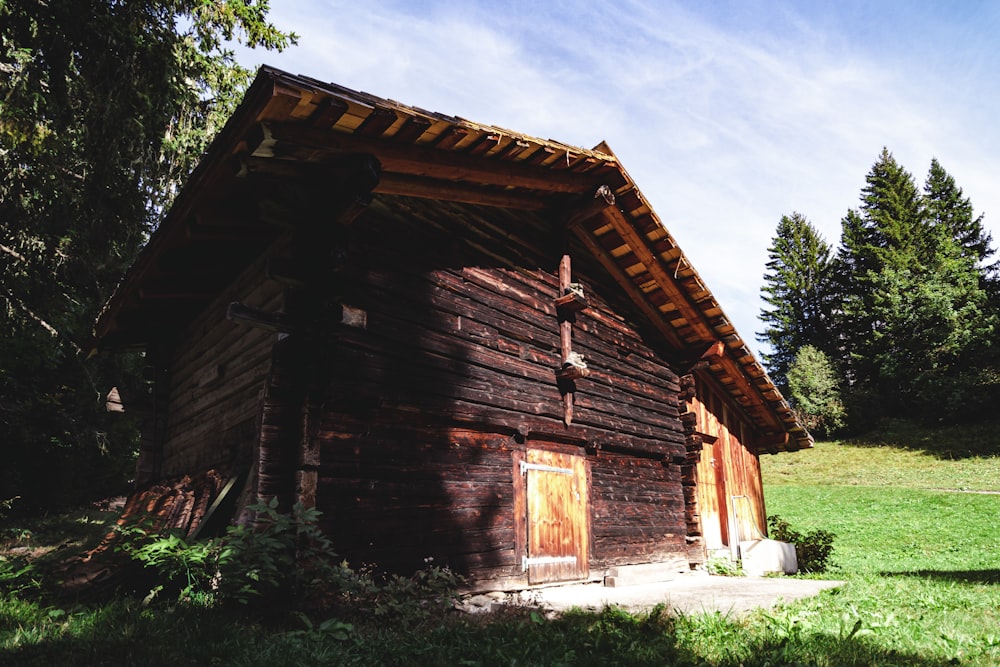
[90,66,812,453]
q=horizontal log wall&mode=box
[159,245,285,477]
[315,197,688,587]
[589,449,686,565]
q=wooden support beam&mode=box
[754,431,789,454]
[136,287,217,302]
[553,292,588,313]
[375,172,548,210]
[553,254,592,426]
[184,223,276,243]
[335,197,369,225]
[558,255,573,361]
[571,223,687,350]
[237,153,381,191]
[595,204,716,342]
[226,301,297,333]
[564,185,698,350]
[565,184,616,229]
[565,185,788,438]
[558,254,576,425]
[673,340,726,374]
[296,399,320,509]
[248,122,602,194]
[354,105,398,137]
[251,153,381,227]
[702,340,725,360]
[155,243,261,277]
[713,353,784,430]
[265,257,309,288]
[132,269,234,302]
[240,155,546,209]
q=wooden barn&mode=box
[90,67,812,590]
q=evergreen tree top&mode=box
[923,157,994,268]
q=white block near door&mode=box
[740,539,798,576]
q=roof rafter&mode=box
[247,121,606,194]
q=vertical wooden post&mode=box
[559,254,575,425]
[296,398,320,509]
[554,246,589,425]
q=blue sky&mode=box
[235,0,1000,359]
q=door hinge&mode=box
[520,460,574,476]
[522,555,578,571]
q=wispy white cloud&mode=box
[238,0,1000,356]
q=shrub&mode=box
[0,553,35,593]
[767,514,835,573]
[370,557,464,627]
[115,523,216,604]
[116,499,464,622]
[214,498,352,610]
[117,498,354,609]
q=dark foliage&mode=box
[0,1,295,508]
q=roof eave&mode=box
[90,66,812,451]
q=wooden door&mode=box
[522,448,589,584]
[712,438,731,546]
[695,437,726,550]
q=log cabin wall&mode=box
[156,247,285,478]
[311,196,689,589]
[89,70,813,592]
[687,374,767,553]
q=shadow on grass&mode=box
[0,600,274,667]
[881,568,1000,585]
[1,505,119,552]
[0,605,964,667]
[1,504,127,607]
[841,418,1000,459]
[0,600,971,667]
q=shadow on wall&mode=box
[310,198,565,582]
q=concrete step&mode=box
[603,559,688,587]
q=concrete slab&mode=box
[604,559,687,587]
[529,571,844,616]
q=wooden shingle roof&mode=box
[91,66,812,453]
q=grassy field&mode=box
[759,432,1000,666]
[2,421,999,665]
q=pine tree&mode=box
[833,149,997,421]
[916,159,998,417]
[859,148,930,266]
[757,213,834,392]
[923,158,995,271]
[833,148,926,403]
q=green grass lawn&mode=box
[3,422,999,665]
[759,439,1000,666]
